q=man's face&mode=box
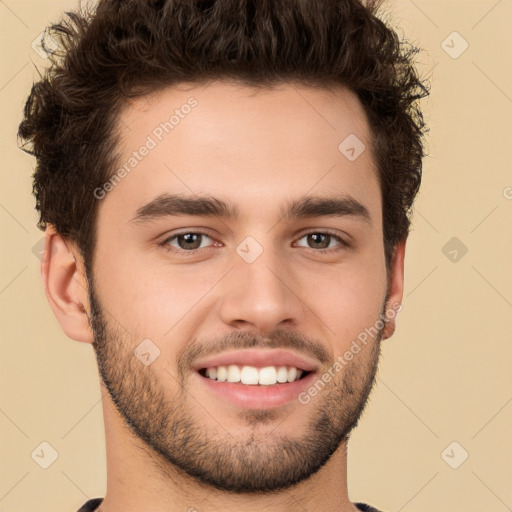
[87,81,394,492]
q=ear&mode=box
[41,225,94,344]
[381,238,406,340]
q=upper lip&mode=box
[192,349,319,373]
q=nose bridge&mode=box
[218,234,302,332]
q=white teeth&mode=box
[204,364,305,385]
[259,366,277,386]
[287,366,297,383]
[276,366,289,383]
[206,367,217,379]
[240,366,259,385]
[216,366,227,382]
[227,364,241,382]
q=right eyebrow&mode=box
[129,194,239,225]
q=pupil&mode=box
[180,233,200,249]
[309,233,329,249]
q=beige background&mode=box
[1,1,511,511]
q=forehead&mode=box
[121,80,372,154]
[99,80,380,226]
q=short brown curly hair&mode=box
[18,0,429,276]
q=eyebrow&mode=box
[129,193,372,226]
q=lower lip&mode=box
[194,371,317,409]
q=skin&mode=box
[42,81,405,512]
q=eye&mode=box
[294,231,348,253]
[161,231,218,253]
[159,229,349,256]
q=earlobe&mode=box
[382,239,406,340]
[41,225,94,344]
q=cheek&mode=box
[306,256,387,345]
[94,249,219,337]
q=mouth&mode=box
[192,349,319,409]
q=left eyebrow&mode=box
[281,195,372,225]
[129,193,372,226]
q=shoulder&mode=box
[354,502,386,512]
[75,498,104,512]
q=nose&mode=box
[217,243,304,334]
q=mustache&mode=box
[177,328,333,375]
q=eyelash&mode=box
[159,229,349,256]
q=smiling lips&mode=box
[193,348,319,404]
[192,349,321,409]
[193,348,318,385]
